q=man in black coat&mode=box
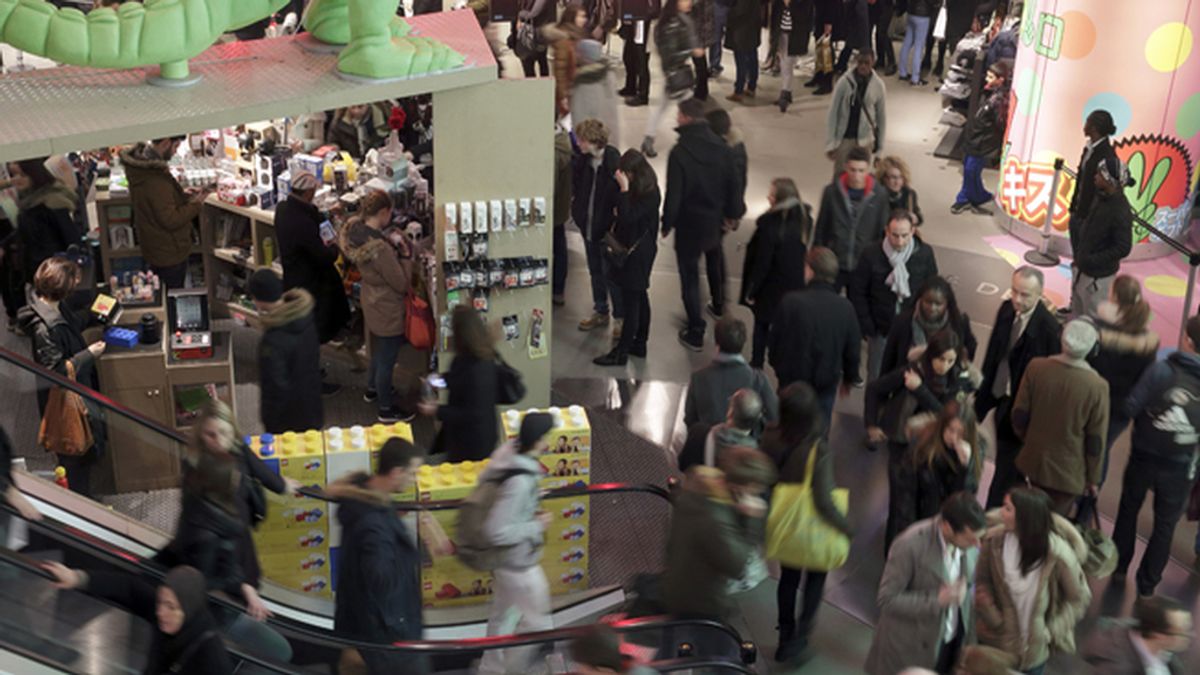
[848,210,938,381]
[248,269,324,435]
[977,266,1061,508]
[572,119,624,332]
[275,171,350,350]
[328,438,432,673]
[1068,157,1133,318]
[769,247,861,430]
[662,98,746,351]
[813,145,891,290]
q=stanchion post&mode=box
[1024,157,1065,267]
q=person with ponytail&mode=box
[975,487,1091,675]
[1081,275,1158,509]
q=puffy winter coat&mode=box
[258,289,324,434]
[120,143,201,268]
[339,219,413,338]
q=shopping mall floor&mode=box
[1,49,1198,674]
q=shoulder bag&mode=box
[495,355,527,405]
[603,220,652,270]
[38,361,94,457]
[765,443,850,571]
[1078,508,1118,578]
[405,291,436,351]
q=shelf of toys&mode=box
[248,422,415,598]
[419,406,592,608]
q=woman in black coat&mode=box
[864,330,978,552]
[165,450,293,664]
[7,157,83,284]
[741,178,809,369]
[880,275,977,375]
[17,256,105,497]
[274,172,349,345]
[45,563,234,675]
[420,306,500,461]
[595,150,660,366]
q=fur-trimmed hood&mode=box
[119,143,170,172]
[259,288,314,331]
[1094,301,1160,356]
[339,218,393,267]
[18,182,77,213]
[325,471,393,508]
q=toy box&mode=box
[502,406,592,454]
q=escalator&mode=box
[0,522,756,673]
[0,347,757,672]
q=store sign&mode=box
[1001,0,1200,250]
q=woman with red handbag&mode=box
[18,255,106,497]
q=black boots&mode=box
[593,350,628,366]
[775,624,808,662]
[776,89,793,113]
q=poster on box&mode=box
[541,454,590,478]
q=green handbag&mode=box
[765,444,850,572]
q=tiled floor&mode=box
[519,36,1200,673]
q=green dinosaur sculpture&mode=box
[0,0,464,82]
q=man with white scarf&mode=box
[848,210,939,382]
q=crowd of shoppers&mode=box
[10,3,1200,674]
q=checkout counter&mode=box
[91,289,235,494]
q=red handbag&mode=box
[405,291,435,351]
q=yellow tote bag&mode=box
[765,445,850,572]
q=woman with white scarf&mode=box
[848,209,939,382]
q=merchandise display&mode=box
[248,422,416,598]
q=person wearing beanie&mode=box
[951,59,1012,216]
[1067,154,1133,318]
[570,625,660,674]
[248,268,325,434]
[275,169,351,350]
[476,412,555,675]
[1012,319,1110,514]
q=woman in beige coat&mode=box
[340,190,415,423]
[975,487,1092,674]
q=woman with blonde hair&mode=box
[1078,274,1159,522]
[876,156,923,227]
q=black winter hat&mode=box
[519,412,554,452]
[247,269,283,303]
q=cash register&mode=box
[167,289,213,359]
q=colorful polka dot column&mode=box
[999,0,1200,254]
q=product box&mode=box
[501,406,592,454]
[253,527,329,554]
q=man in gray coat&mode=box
[865,492,987,675]
[477,413,555,675]
[825,49,887,178]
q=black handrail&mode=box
[1131,212,1200,264]
[4,504,750,662]
[0,345,190,446]
[0,546,294,674]
[298,481,673,511]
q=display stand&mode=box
[431,78,555,407]
[200,197,283,324]
[94,192,210,295]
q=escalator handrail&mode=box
[0,345,189,446]
[1,344,676,511]
[0,545,295,675]
[297,480,673,511]
[649,657,757,674]
[4,504,752,660]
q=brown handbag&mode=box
[38,361,94,457]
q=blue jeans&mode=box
[369,333,407,412]
[817,388,835,437]
[583,237,623,318]
[710,2,729,70]
[956,154,994,206]
[733,49,759,93]
[222,609,293,673]
[899,14,930,83]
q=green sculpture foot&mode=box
[391,16,411,38]
[337,37,416,79]
[304,0,350,45]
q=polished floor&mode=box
[517,37,1200,673]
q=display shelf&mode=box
[212,248,256,270]
[0,10,497,164]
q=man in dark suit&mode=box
[1083,596,1192,675]
[976,266,1061,508]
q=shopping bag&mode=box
[765,445,850,571]
[38,361,93,457]
[1079,509,1118,578]
[815,36,834,75]
[933,6,947,40]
